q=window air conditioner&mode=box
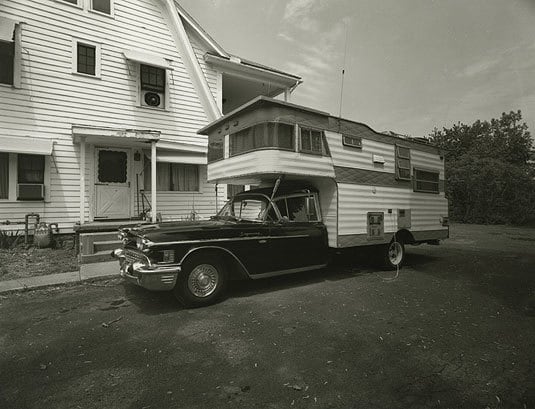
[17,183,45,200]
[141,90,165,109]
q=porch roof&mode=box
[72,126,160,148]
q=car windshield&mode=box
[215,195,272,222]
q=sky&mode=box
[179,0,535,138]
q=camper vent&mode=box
[342,135,362,149]
[17,183,45,200]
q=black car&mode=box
[112,186,329,307]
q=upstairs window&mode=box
[395,145,411,180]
[0,17,20,87]
[140,64,166,109]
[91,0,112,14]
[72,39,101,77]
[77,43,96,75]
[413,168,439,193]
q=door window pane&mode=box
[98,150,127,183]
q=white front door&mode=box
[94,148,131,219]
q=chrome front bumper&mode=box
[111,248,181,291]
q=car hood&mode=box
[122,219,248,244]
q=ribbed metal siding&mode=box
[337,184,448,236]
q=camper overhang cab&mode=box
[112,97,449,307]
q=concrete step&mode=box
[79,250,115,264]
[93,240,122,253]
[79,231,121,255]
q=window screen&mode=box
[97,150,127,183]
[18,154,44,184]
[414,169,439,193]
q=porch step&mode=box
[79,231,120,255]
[79,250,116,264]
[93,240,122,253]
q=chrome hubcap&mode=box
[188,264,219,298]
[388,242,403,265]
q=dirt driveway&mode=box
[0,223,534,409]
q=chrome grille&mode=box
[124,249,149,264]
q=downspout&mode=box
[159,0,221,122]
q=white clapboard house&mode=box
[0,0,301,259]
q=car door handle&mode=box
[258,239,267,244]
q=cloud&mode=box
[282,0,329,31]
[458,58,500,77]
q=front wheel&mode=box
[382,240,405,270]
[173,254,227,307]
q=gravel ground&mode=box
[0,223,534,409]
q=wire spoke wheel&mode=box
[187,263,219,298]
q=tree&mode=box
[430,111,535,224]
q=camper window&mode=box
[395,145,411,180]
[300,128,325,155]
[229,122,295,156]
[413,169,439,193]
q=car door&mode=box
[269,194,329,272]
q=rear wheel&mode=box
[174,253,227,307]
[382,239,405,269]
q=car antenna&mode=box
[270,175,284,201]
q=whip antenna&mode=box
[338,19,349,119]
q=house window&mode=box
[72,39,101,77]
[77,43,96,75]
[229,122,295,156]
[144,161,199,192]
[414,169,439,193]
[0,41,14,86]
[91,0,112,14]
[0,17,20,87]
[395,145,411,180]
[0,152,8,199]
[140,64,166,108]
[227,184,244,199]
[299,127,326,155]
[18,154,45,184]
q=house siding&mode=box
[0,0,223,231]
